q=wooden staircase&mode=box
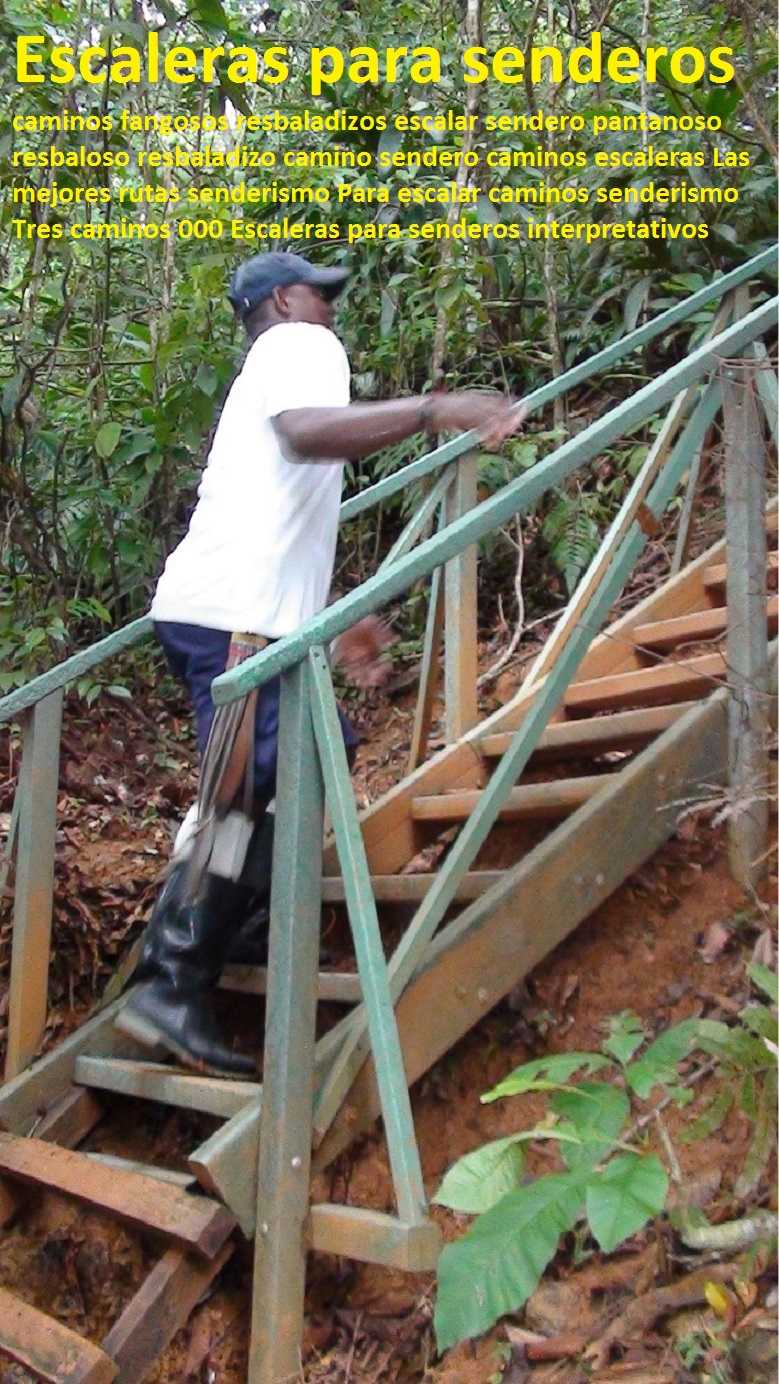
[0,513,775,1379]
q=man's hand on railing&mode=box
[428,392,527,451]
[332,615,394,690]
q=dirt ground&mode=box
[0,632,776,1384]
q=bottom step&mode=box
[0,1285,117,1384]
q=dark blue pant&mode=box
[155,621,357,803]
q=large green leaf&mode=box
[551,1083,630,1171]
[435,1125,589,1214]
[434,1136,525,1214]
[434,1173,586,1351]
[483,1053,609,1103]
[586,1154,668,1253]
[95,422,122,460]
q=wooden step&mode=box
[0,1133,235,1257]
[633,595,779,653]
[74,1057,259,1120]
[320,871,504,902]
[565,653,725,714]
[84,1152,197,1190]
[0,1285,117,1384]
[704,549,778,594]
[101,1243,232,1384]
[220,966,363,1004]
[479,703,693,762]
[411,774,610,823]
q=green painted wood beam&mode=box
[308,647,427,1223]
[0,616,153,725]
[213,297,778,707]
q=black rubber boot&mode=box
[115,866,258,1078]
[226,814,274,966]
[229,904,271,966]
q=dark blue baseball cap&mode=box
[228,252,350,321]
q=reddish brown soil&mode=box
[0,638,776,1384]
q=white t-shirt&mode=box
[150,322,350,637]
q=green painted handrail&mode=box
[0,616,153,725]
[212,295,779,705]
[339,245,777,520]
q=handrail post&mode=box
[249,660,324,1384]
[444,451,479,741]
[5,689,63,1080]
[721,368,769,888]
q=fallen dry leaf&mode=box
[700,920,731,963]
[751,929,775,968]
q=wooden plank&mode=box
[0,1087,105,1232]
[74,1058,260,1120]
[219,967,363,1005]
[188,1100,261,1237]
[0,997,145,1134]
[310,647,427,1227]
[410,774,610,822]
[33,1086,105,1145]
[0,1134,235,1258]
[565,653,725,713]
[633,596,779,653]
[313,693,730,1170]
[704,550,778,593]
[249,661,326,1384]
[309,1205,441,1271]
[321,871,504,903]
[0,1286,117,1384]
[407,560,445,773]
[85,1153,196,1190]
[6,689,64,1080]
[480,703,693,760]
[323,739,484,877]
[102,1243,233,1384]
[444,452,479,741]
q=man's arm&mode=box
[273,392,524,461]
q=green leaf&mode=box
[483,1053,609,1103]
[677,1085,733,1143]
[602,1012,646,1067]
[194,363,219,397]
[748,962,778,1006]
[739,1004,778,1044]
[434,1173,585,1350]
[551,1083,630,1171]
[734,1068,777,1200]
[586,1154,668,1253]
[434,1136,525,1214]
[697,1021,771,1072]
[627,1018,704,1097]
[95,422,122,459]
